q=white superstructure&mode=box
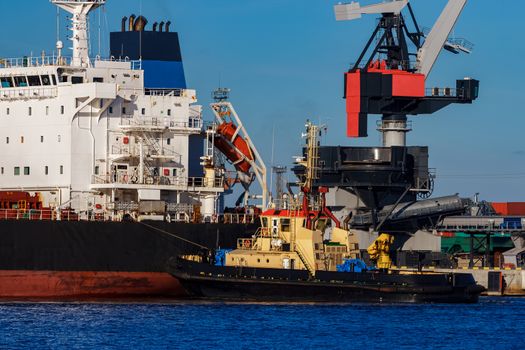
[0,0,223,222]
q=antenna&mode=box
[98,3,102,57]
[51,0,106,67]
[139,0,143,60]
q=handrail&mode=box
[0,56,141,70]
[91,174,224,189]
[0,87,58,100]
[119,116,202,130]
[0,209,112,222]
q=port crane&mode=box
[332,0,479,268]
[335,0,479,146]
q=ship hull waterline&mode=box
[0,271,186,300]
[0,220,257,300]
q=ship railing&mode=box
[144,88,186,97]
[0,56,141,70]
[91,174,224,189]
[110,144,182,161]
[237,238,255,249]
[0,87,58,100]
[0,209,116,222]
[220,213,257,224]
[119,116,203,130]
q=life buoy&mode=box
[243,239,251,249]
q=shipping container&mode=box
[491,202,525,216]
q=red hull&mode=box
[0,271,185,299]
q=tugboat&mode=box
[169,123,485,303]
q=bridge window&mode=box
[14,76,28,87]
[40,136,44,143]
[14,167,20,176]
[172,169,177,177]
[167,109,172,116]
[46,106,49,116]
[109,107,113,114]
[28,107,32,116]
[93,77,104,83]
[27,76,41,86]
[6,108,9,115]
[24,167,30,176]
[1,167,3,175]
[41,75,51,86]
[0,77,13,88]
[60,105,64,115]
[20,136,24,143]
[141,108,146,115]
[6,137,9,144]
[45,166,48,175]
[281,219,291,232]
[95,166,100,175]
[60,165,64,175]
[167,138,171,145]
[72,76,83,84]
[51,75,57,85]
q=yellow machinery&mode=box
[367,233,395,269]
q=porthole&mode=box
[266,259,270,263]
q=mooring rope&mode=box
[138,221,210,251]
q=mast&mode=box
[51,0,106,67]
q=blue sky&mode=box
[1,0,524,202]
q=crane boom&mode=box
[416,0,468,77]
[335,0,408,21]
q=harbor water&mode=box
[0,297,522,349]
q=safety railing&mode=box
[0,209,113,222]
[110,144,182,160]
[0,87,58,100]
[145,88,185,97]
[0,56,141,70]
[119,116,203,130]
[91,174,224,189]
[237,238,254,249]
[426,87,459,97]
[220,213,257,224]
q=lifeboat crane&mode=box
[207,89,269,209]
[335,0,479,145]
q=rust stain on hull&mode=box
[0,271,185,299]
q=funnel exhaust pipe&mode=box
[165,21,171,32]
[153,22,158,32]
[129,14,136,32]
[121,16,128,32]
[159,21,165,32]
